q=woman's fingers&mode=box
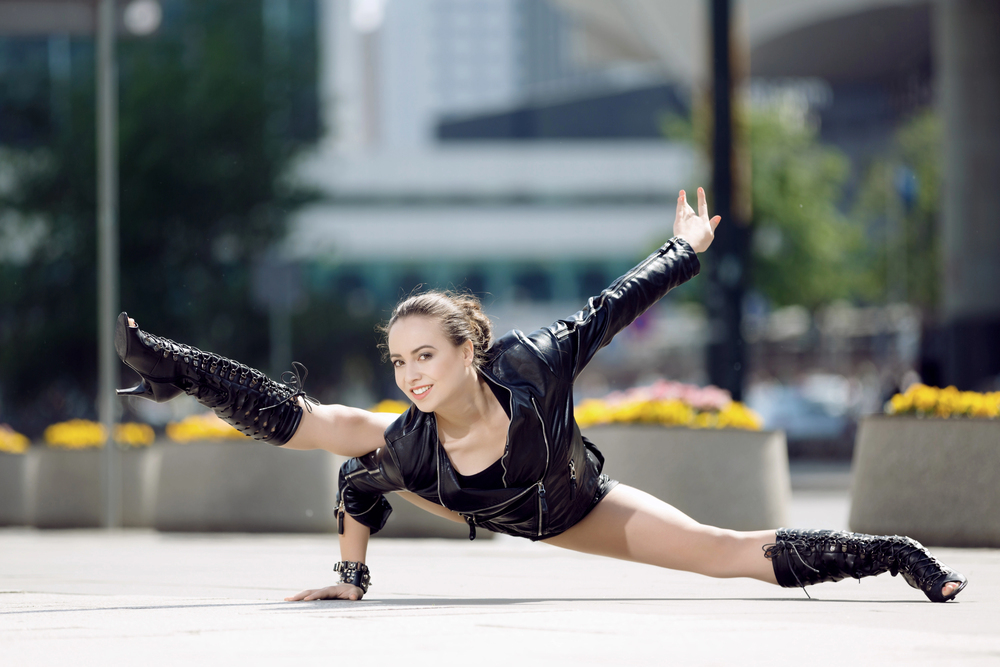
[710,215,722,230]
[676,190,685,220]
[285,585,363,602]
[284,589,314,601]
[697,187,709,219]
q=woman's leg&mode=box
[544,484,964,599]
[543,484,778,584]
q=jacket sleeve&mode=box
[532,237,700,381]
[337,445,407,535]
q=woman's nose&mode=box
[404,364,421,383]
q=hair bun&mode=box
[380,290,493,368]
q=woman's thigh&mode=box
[543,484,777,583]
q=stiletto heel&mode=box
[116,381,153,398]
[116,379,183,402]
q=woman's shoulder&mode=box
[485,326,565,371]
[383,404,433,444]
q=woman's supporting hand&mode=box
[673,187,721,253]
[285,584,365,602]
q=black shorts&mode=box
[588,473,620,513]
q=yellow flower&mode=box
[718,402,764,431]
[369,399,410,414]
[574,387,762,431]
[885,385,999,419]
[911,384,938,413]
[44,419,106,449]
[692,412,715,429]
[574,399,612,428]
[166,412,244,443]
[43,420,156,449]
[114,422,155,447]
[888,393,912,415]
[0,426,30,455]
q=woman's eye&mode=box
[392,360,403,368]
[419,353,432,361]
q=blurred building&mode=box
[288,0,695,347]
[290,0,999,393]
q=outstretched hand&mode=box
[285,584,365,602]
[673,187,721,253]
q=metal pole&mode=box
[97,0,121,529]
[706,0,749,400]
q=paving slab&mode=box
[2,525,998,667]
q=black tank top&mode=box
[452,377,510,489]
[454,456,505,489]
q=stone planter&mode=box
[153,441,341,532]
[583,425,790,531]
[0,452,36,526]
[28,447,154,528]
[152,442,487,538]
[849,416,1000,547]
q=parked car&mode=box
[745,383,855,459]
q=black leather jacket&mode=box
[337,237,700,540]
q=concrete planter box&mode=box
[0,452,36,525]
[153,441,341,532]
[29,447,154,528]
[153,442,487,538]
[849,416,1000,547]
[583,425,790,531]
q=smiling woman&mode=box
[114,188,966,605]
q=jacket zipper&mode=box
[530,397,551,537]
[568,458,577,500]
[458,481,542,540]
[536,483,547,537]
[337,496,382,535]
[481,373,514,488]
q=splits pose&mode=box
[115,188,966,603]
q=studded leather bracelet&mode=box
[333,561,371,594]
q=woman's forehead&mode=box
[387,315,446,346]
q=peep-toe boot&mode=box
[115,312,314,445]
[764,529,967,602]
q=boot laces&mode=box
[260,361,319,414]
[144,330,317,412]
[765,531,945,592]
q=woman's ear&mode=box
[462,340,475,366]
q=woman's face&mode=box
[387,315,474,412]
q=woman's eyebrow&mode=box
[389,344,438,359]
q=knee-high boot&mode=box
[114,312,313,445]
[764,528,967,603]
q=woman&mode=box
[116,188,966,604]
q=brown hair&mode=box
[379,290,493,369]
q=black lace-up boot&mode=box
[114,312,314,445]
[764,529,967,603]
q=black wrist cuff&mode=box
[333,560,371,594]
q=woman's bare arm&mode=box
[394,491,466,523]
[280,403,398,457]
[285,512,371,601]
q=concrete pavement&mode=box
[2,466,998,666]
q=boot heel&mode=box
[116,378,183,402]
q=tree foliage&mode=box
[0,1,318,433]
[665,100,865,309]
[851,110,942,310]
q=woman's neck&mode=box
[434,374,500,442]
